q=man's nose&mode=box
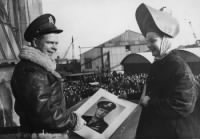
[52,45,57,51]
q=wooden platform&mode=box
[0,99,142,139]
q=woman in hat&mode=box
[135,3,200,139]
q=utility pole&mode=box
[79,46,81,59]
[79,46,81,72]
[100,46,104,73]
[72,36,75,60]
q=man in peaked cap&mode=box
[135,3,200,139]
[82,101,116,133]
[24,14,63,43]
[23,13,63,58]
[11,14,85,136]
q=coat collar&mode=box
[19,46,61,79]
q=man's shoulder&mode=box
[16,59,46,73]
[13,59,48,81]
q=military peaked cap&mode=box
[24,13,63,42]
[97,101,116,111]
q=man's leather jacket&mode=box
[11,59,77,133]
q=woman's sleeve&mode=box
[147,62,197,119]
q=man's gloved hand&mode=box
[73,113,86,131]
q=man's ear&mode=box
[31,38,37,47]
[31,38,40,48]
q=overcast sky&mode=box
[42,0,200,59]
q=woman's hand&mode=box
[140,95,150,107]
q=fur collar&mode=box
[19,46,61,79]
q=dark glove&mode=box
[66,112,78,131]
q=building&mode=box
[121,52,153,74]
[121,45,200,75]
[56,59,81,75]
[80,30,148,73]
[0,0,43,82]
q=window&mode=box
[85,58,92,69]
[196,40,200,46]
[125,45,130,51]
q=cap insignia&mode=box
[48,16,54,24]
[107,103,112,107]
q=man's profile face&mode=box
[95,108,109,119]
[36,33,59,58]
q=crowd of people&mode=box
[63,72,148,108]
[64,72,200,109]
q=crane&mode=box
[188,20,197,41]
[187,20,200,46]
[63,36,75,59]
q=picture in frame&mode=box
[74,88,138,139]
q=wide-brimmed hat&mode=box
[135,3,179,38]
[24,13,63,42]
